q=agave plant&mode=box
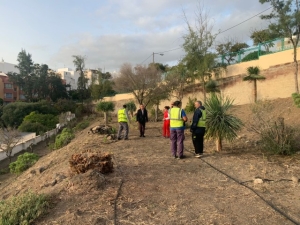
[243,66,266,102]
[205,94,243,151]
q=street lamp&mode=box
[152,52,164,63]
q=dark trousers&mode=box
[192,132,204,154]
[170,129,185,157]
[138,122,146,136]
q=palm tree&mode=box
[243,66,265,102]
[205,94,243,151]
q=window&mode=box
[19,94,26,100]
[4,83,13,89]
[5,93,13,99]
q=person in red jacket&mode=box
[162,106,170,138]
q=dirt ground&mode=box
[0,97,300,225]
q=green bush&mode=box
[74,120,90,131]
[0,168,9,175]
[241,50,268,62]
[18,121,48,135]
[1,101,59,127]
[9,152,39,174]
[292,93,300,108]
[54,128,75,149]
[54,99,76,113]
[184,97,197,113]
[0,192,49,225]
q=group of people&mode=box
[117,100,206,159]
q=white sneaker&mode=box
[195,154,201,158]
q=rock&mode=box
[291,176,299,184]
[51,179,57,186]
[55,174,67,182]
[30,169,36,175]
[254,178,263,185]
[39,167,46,174]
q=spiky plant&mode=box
[205,94,243,151]
[243,66,266,102]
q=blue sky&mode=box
[1,0,270,74]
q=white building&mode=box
[0,61,19,74]
[57,68,80,90]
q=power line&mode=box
[217,6,273,35]
[140,6,273,64]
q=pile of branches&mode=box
[89,125,114,134]
[69,150,113,174]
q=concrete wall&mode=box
[0,113,76,161]
[103,47,300,109]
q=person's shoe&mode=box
[117,137,121,140]
[139,135,142,137]
[195,154,201,158]
[124,138,129,140]
[177,155,185,159]
[142,135,145,137]
[174,155,178,159]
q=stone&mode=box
[39,167,46,174]
[291,176,299,184]
[254,178,263,185]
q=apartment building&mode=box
[0,61,24,104]
[57,68,79,90]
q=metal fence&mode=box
[216,37,300,65]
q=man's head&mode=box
[194,100,202,109]
[173,101,181,107]
[123,104,127,108]
[140,104,145,109]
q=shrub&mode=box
[0,192,49,225]
[292,93,300,108]
[18,121,48,135]
[0,168,9,175]
[54,128,75,149]
[260,117,298,155]
[184,97,197,113]
[9,152,39,174]
[74,120,90,131]
[241,50,268,62]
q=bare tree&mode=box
[114,63,164,107]
[0,128,22,162]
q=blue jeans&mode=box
[170,129,185,157]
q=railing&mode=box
[216,37,300,65]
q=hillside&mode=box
[0,97,300,225]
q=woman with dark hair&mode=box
[162,106,170,138]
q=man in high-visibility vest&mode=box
[190,100,206,158]
[117,104,130,140]
[169,100,188,159]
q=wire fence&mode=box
[216,37,300,65]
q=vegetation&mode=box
[96,101,115,125]
[243,66,266,103]
[90,69,115,100]
[216,39,249,65]
[182,5,218,102]
[249,100,299,155]
[260,0,300,94]
[292,93,300,108]
[125,101,137,117]
[73,55,90,102]
[74,120,90,131]
[9,152,39,174]
[1,101,58,128]
[241,50,268,62]
[18,111,58,134]
[0,128,22,162]
[54,128,75,149]
[184,97,197,113]
[250,29,278,52]
[0,192,49,225]
[205,94,243,151]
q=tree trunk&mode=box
[104,112,108,126]
[294,45,299,94]
[216,137,222,152]
[155,104,159,122]
[254,80,257,103]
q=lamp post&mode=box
[152,52,164,63]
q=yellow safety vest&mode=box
[118,109,128,122]
[170,108,184,128]
[197,109,206,127]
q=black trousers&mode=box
[192,132,204,154]
[138,122,146,136]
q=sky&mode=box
[0,0,271,75]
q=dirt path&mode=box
[1,100,300,224]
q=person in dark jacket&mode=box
[190,100,206,158]
[136,104,148,137]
